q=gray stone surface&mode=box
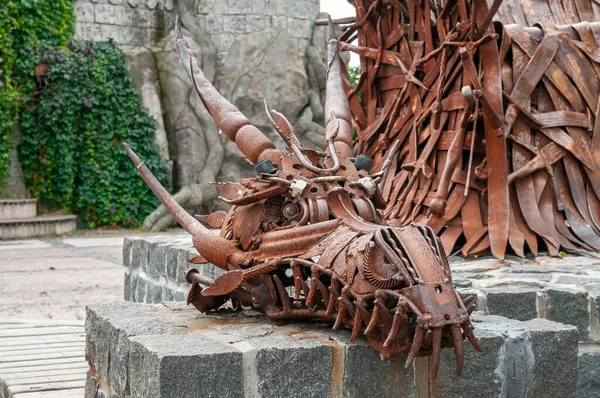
[542,286,590,341]
[523,318,579,398]
[578,346,600,398]
[485,285,539,321]
[85,302,580,398]
[124,237,600,396]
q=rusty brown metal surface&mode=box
[124,16,482,379]
[124,0,600,381]
[339,0,600,260]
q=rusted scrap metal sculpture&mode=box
[124,18,479,378]
[338,0,600,259]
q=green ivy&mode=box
[0,0,74,188]
[20,40,167,228]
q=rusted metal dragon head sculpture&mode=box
[124,17,479,378]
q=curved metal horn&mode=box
[123,143,247,269]
[175,17,282,165]
[324,16,354,159]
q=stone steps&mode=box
[0,200,77,239]
[0,199,37,220]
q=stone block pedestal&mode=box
[85,302,578,398]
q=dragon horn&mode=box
[175,17,281,166]
[324,15,353,159]
[123,143,247,268]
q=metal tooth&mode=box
[263,274,279,308]
[353,301,372,325]
[333,298,348,329]
[292,264,303,300]
[326,282,341,316]
[297,277,311,301]
[430,328,443,379]
[451,324,465,376]
[464,322,482,352]
[311,277,330,307]
[273,274,291,312]
[350,305,363,343]
[383,311,402,347]
[405,327,425,369]
[364,303,381,336]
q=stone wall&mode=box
[123,235,600,396]
[72,0,331,229]
[85,301,579,398]
[74,0,320,63]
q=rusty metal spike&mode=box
[405,327,425,369]
[350,305,363,343]
[311,277,331,307]
[451,325,465,376]
[430,328,443,380]
[364,304,381,336]
[464,322,483,352]
[273,274,291,313]
[383,311,402,348]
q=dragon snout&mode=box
[395,282,481,379]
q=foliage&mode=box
[347,66,360,89]
[20,40,167,228]
[0,0,75,189]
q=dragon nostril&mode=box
[435,284,442,293]
[444,314,450,321]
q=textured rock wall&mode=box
[73,0,330,229]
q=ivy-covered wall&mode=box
[0,0,74,190]
[0,0,167,227]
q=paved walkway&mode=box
[0,231,184,397]
[0,236,125,321]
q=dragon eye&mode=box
[435,284,443,293]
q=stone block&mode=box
[87,302,580,398]
[165,246,180,282]
[522,318,579,398]
[223,15,247,35]
[148,280,164,303]
[174,289,187,302]
[485,285,539,321]
[585,284,600,340]
[541,286,590,341]
[578,346,600,398]
[147,242,167,278]
[246,15,267,32]
[335,332,416,398]
[123,237,133,267]
[291,0,319,20]
[124,270,133,301]
[288,17,313,39]
[162,285,174,301]
[75,2,95,23]
[129,334,244,398]
[248,337,332,397]
[196,0,216,14]
[251,0,267,14]
[135,277,147,302]
[131,238,148,270]
[227,0,252,14]
[205,14,224,34]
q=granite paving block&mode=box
[485,285,539,321]
[542,286,590,341]
[523,318,579,398]
[86,302,580,398]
